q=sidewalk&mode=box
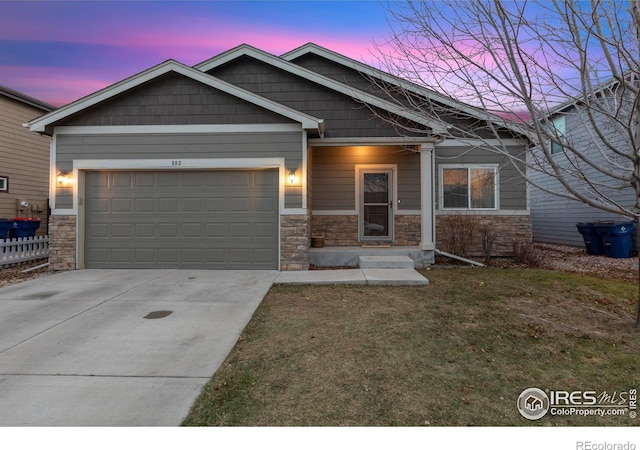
[274,268,429,286]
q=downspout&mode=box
[430,134,485,267]
[434,248,486,267]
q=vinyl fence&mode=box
[0,236,49,267]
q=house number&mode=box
[171,160,182,166]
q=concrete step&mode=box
[358,255,415,269]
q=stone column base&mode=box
[49,215,77,271]
[280,214,310,270]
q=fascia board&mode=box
[28,58,323,134]
[195,44,449,134]
[282,43,531,139]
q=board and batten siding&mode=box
[0,95,51,233]
[435,142,528,211]
[529,105,635,246]
[311,146,421,211]
[54,131,304,209]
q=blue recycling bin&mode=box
[593,221,635,258]
[0,218,12,240]
[576,222,604,255]
[10,218,41,238]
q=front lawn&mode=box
[183,268,639,426]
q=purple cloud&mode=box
[0,1,390,106]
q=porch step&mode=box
[358,255,415,269]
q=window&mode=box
[551,116,565,155]
[441,166,497,209]
[0,176,7,192]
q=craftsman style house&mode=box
[28,43,531,271]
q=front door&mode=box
[359,168,394,241]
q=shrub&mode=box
[439,213,480,258]
[513,240,543,267]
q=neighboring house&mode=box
[27,43,531,271]
[0,85,54,235]
[529,85,635,249]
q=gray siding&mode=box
[58,72,296,128]
[55,131,303,208]
[289,53,374,92]
[311,146,421,210]
[289,53,519,140]
[435,142,528,210]
[207,56,421,139]
[530,103,635,246]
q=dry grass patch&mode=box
[183,268,640,426]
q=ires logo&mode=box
[549,390,599,406]
[518,388,637,420]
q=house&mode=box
[529,79,636,249]
[27,43,531,271]
[525,395,543,411]
[0,85,54,234]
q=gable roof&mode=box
[281,42,529,138]
[195,44,449,135]
[0,84,54,112]
[28,59,324,136]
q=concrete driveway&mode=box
[0,269,278,426]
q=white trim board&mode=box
[281,42,532,139]
[54,124,305,135]
[28,60,324,135]
[195,44,448,134]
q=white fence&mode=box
[0,236,49,267]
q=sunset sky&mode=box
[0,0,392,107]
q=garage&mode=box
[83,169,279,269]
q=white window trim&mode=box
[551,116,566,155]
[0,176,7,192]
[439,164,499,211]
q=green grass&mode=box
[182,268,640,426]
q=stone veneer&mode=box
[394,215,422,246]
[47,212,531,272]
[312,213,532,258]
[311,214,421,246]
[435,214,532,257]
[311,215,359,246]
[49,215,77,271]
[280,214,310,271]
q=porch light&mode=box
[57,170,73,186]
[288,169,297,185]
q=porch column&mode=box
[420,143,435,250]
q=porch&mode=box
[310,245,434,269]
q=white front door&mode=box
[359,168,394,241]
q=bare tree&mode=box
[373,0,640,326]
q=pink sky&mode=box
[0,1,390,106]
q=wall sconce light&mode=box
[57,170,73,186]
[288,169,297,185]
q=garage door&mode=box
[84,170,279,269]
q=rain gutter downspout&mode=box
[434,249,485,267]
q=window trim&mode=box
[0,176,8,192]
[439,164,499,211]
[550,116,566,155]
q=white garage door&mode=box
[84,170,279,269]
